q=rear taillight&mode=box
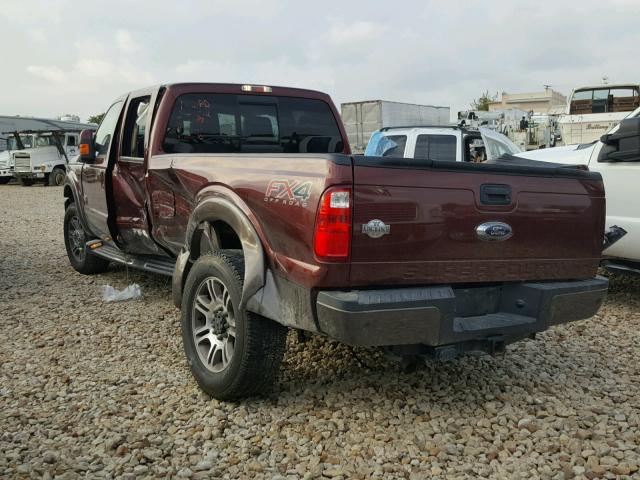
[314,186,352,261]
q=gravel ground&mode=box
[1,184,639,480]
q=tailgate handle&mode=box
[480,184,512,205]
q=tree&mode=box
[470,91,498,111]
[87,113,105,125]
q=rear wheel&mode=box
[18,177,35,187]
[63,204,109,274]
[181,251,287,400]
[48,167,66,186]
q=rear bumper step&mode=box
[86,240,175,277]
[315,276,608,347]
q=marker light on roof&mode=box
[241,85,272,93]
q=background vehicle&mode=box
[341,100,450,153]
[517,106,640,275]
[364,125,522,161]
[7,130,86,186]
[558,83,640,145]
[64,83,607,400]
[458,109,558,150]
[0,146,15,184]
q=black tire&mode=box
[181,251,287,400]
[63,204,109,274]
[18,177,35,187]
[48,167,66,186]
[0,177,11,184]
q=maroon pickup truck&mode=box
[63,83,608,399]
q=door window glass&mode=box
[121,96,151,158]
[364,132,406,157]
[35,136,55,147]
[415,134,456,161]
[95,101,124,156]
[381,135,407,157]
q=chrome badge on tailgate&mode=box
[475,222,513,242]
[362,219,390,239]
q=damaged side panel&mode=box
[111,159,164,255]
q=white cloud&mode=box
[75,58,114,78]
[326,20,386,45]
[26,65,66,84]
[3,0,640,121]
[116,30,139,53]
[26,28,47,44]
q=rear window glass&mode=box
[415,134,457,161]
[381,135,407,157]
[163,94,344,154]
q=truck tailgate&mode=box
[350,158,605,286]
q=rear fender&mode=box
[172,193,266,310]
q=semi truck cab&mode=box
[8,130,84,186]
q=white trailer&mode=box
[341,100,450,153]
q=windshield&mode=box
[570,86,640,114]
[600,106,640,138]
[479,127,523,160]
[7,135,34,150]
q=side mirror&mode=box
[79,129,96,162]
[599,117,640,162]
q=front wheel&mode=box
[63,204,109,274]
[48,167,66,186]
[181,251,287,400]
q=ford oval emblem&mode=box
[476,222,513,241]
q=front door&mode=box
[112,91,163,255]
[82,100,125,239]
[592,113,640,260]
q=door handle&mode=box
[480,184,512,205]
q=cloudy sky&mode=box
[2,0,639,121]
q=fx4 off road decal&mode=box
[265,179,313,207]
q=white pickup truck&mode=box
[517,107,640,275]
[365,125,522,162]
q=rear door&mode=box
[82,100,125,239]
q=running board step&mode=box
[86,240,175,277]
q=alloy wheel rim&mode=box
[192,276,236,373]
[54,172,65,186]
[68,216,86,261]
